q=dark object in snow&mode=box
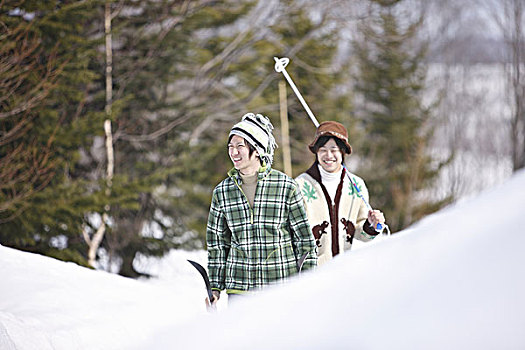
[187,260,214,303]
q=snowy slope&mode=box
[1,169,525,349]
[147,168,525,350]
[0,248,210,350]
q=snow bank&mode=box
[1,169,525,349]
[0,248,208,349]
[147,168,525,350]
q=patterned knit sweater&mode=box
[295,162,378,266]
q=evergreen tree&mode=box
[184,1,354,177]
[271,7,354,176]
[353,0,450,232]
[81,0,256,276]
[131,1,346,240]
[1,0,355,275]
[0,0,259,275]
[0,0,107,265]
[170,1,356,255]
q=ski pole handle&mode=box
[274,57,319,128]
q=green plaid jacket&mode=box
[207,165,317,293]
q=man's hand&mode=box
[368,210,385,230]
[205,290,220,312]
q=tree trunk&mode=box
[84,1,114,267]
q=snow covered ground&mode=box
[1,169,525,349]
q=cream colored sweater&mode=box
[295,162,378,265]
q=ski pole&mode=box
[274,56,388,233]
[274,57,319,128]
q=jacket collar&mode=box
[306,161,347,184]
[305,161,322,183]
[228,162,271,184]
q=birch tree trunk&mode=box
[83,1,114,267]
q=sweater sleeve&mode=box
[287,181,318,271]
[354,178,380,242]
[206,191,231,290]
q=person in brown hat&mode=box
[295,121,386,265]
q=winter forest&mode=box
[1,0,524,279]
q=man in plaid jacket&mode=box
[206,113,317,305]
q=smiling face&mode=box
[316,138,343,173]
[228,135,260,175]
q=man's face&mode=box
[317,138,343,173]
[228,135,260,175]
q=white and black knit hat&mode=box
[229,113,278,166]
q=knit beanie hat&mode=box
[229,113,278,166]
[308,121,352,154]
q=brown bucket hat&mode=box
[308,121,352,154]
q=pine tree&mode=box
[353,0,450,232]
[271,8,354,176]
[171,2,356,253]
[0,0,106,265]
[1,1,258,275]
[1,0,357,274]
[171,1,357,252]
[185,2,354,176]
[81,0,256,276]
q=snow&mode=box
[2,169,525,349]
